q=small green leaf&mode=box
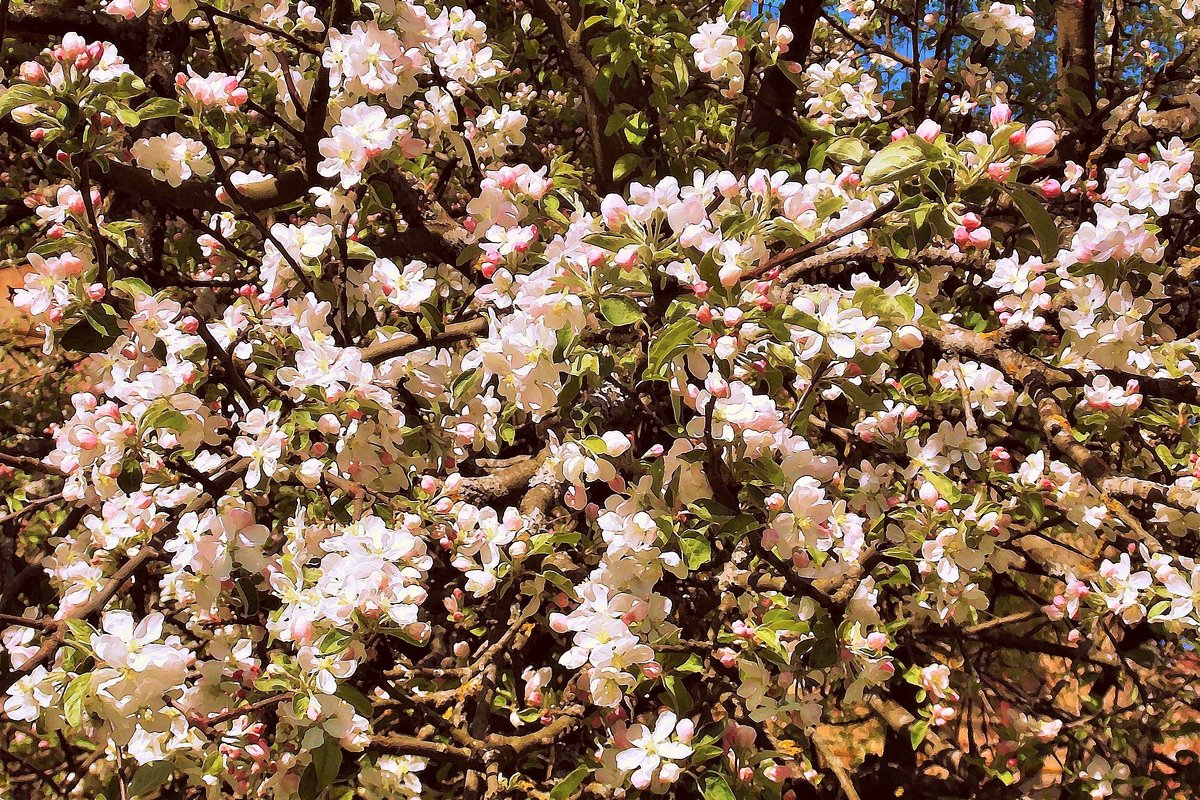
[0,84,53,118]
[549,765,590,800]
[910,718,930,749]
[128,761,175,798]
[704,774,736,800]
[111,277,153,299]
[114,107,141,128]
[922,468,961,504]
[826,136,869,165]
[663,674,692,714]
[680,534,712,570]
[862,136,936,187]
[600,296,644,326]
[345,240,376,261]
[63,673,90,726]
[582,233,629,252]
[312,738,343,789]
[612,153,642,183]
[135,98,182,121]
[644,317,699,380]
[1010,187,1059,260]
[60,319,115,353]
[335,684,374,718]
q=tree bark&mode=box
[1055,0,1098,161]
[749,0,823,143]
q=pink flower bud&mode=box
[696,304,713,324]
[990,103,1011,127]
[916,119,942,142]
[1008,126,1027,148]
[19,62,47,84]
[896,325,923,350]
[642,661,662,679]
[1038,179,1062,198]
[961,212,982,231]
[1024,120,1058,156]
[987,162,1012,182]
[891,127,909,141]
[85,283,106,301]
[919,482,940,505]
[764,765,792,783]
[967,227,992,249]
[705,373,730,398]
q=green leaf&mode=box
[704,774,736,800]
[95,72,147,99]
[663,674,692,714]
[298,765,320,800]
[0,84,53,118]
[910,718,930,749]
[142,402,189,433]
[135,98,182,121]
[111,277,153,300]
[1010,187,1059,260]
[63,619,94,642]
[114,107,141,128]
[644,317,699,380]
[594,66,614,106]
[922,468,961,504]
[826,136,869,165]
[612,153,642,183]
[680,534,712,570]
[583,233,629,252]
[63,673,90,726]
[861,136,935,187]
[599,296,644,326]
[549,766,590,800]
[334,684,374,718]
[118,461,143,493]
[128,761,175,798]
[345,240,376,261]
[311,738,343,790]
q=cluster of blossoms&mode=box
[690,16,745,98]
[130,133,214,188]
[963,2,1036,48]
[176,69,249,112]
[0,2,1199,800]
[804,58,884,123]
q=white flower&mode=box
[615,711,693,789]
[964,2,1035,48]
[131,133,213,187]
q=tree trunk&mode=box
[1055,0,1098,162]
[749,0,823,143]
